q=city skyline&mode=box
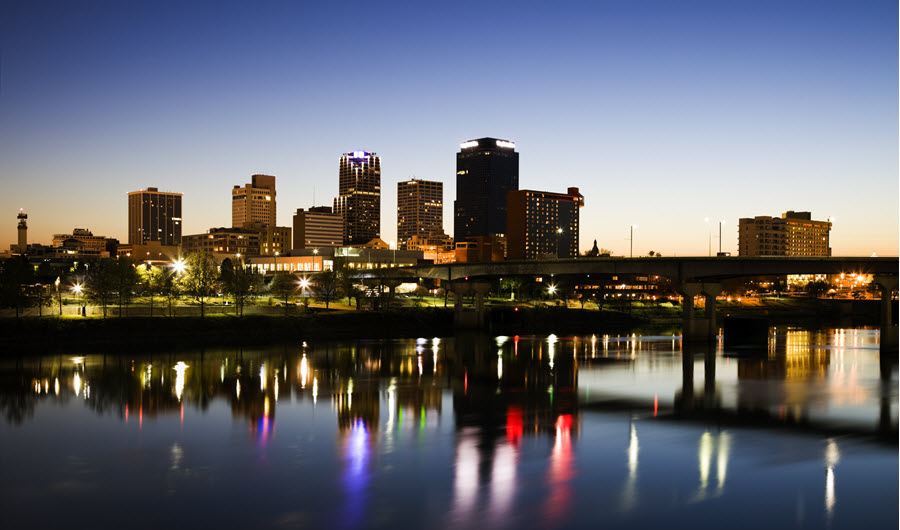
[0,1,896,256]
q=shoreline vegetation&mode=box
[0,298,885,352]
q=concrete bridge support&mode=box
[873,274,898,356]
[449,280,493,329]
[679,282,722,343]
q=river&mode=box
[0,327,895,529]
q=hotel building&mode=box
[506,187,583,260]
[738,211,832,256]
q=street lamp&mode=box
[274,251,279,272]
[55,276,61,316]
[718,220,726,255]
[72,284,84,317]
[172,258,186,275]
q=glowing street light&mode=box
[172,258,186,274]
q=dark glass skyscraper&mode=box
[454,138,518,242]
[334,151,381,245]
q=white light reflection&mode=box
[348,378,354,410]
[54,377,59,396]
[548,334,557,370]
[312,378,318,405]
[236,379,241,400]
[716,432,731,492]
[73,373,82,397]
[497,351,503,380]
[220,363,225,383]
[825,439,840,518]
[300,354,309,388]
[620,421,639,511]
[259,363,266,391]
[452,428,480,522]
[173,362,188,402]
[488,441,517,523]
[698,432,713,494]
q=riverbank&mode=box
[0,298,887,353]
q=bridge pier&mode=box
[449,280,493,329]
[679,282,722,343]
[873,274,898,356]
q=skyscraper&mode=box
[454,138,519,242]
[127,187,182,245]
[506,187,584,259]
[397,179,443,250]
[334,151,380,245]
[232,174,276,228]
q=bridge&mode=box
[385,256,899,349]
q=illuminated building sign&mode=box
[495,140,515,149]
[459,140,479,149]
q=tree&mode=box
[334,258,361,309]
[182,251,218,317]
[221,258,261,316]
[0,256,34,317]
[313,269,339,309]
[500,277,524,301]
[161,268,180,317]
[805,280,829,298]
[86,259,118,317]
[270,272,297,315]
[31,284,52,317]
[113,258,140,317]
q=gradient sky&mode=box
[1,0,897,256]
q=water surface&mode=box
[0,327,896,529]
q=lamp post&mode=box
[55,276,61,316]
[273,251,279,273]
[628,225,637,258]
[72,284,84,317]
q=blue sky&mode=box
[1,0,896,256]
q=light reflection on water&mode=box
[0,327,896,529]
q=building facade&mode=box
[182,227,261,256]
[454,138,518,243]
[246,222,291,256]
[397,179,443,250]
[127,187,182,245]
[506,187,584,260]
[738,211,831,256]
[293,207,343,250]
[51,228,113,257]
[232,174,276,228]
[334,151,380,245]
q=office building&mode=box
[182,227,261,256]
[397,179,443,250]
[506,187,584,260]
[454,138,519,243]
[293,207,343,250]
[51,228,115,257]
[334,151,381,245]
[738,211,831,256]
[127,187,182,245]
[232,174,276,228]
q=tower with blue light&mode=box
[334,151,381,245]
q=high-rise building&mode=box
[334,151,380,245]
[397,179,443,250]
[738,211,832,256]
[232,174,276,228]
[506,187,584,260]
[454,138,519,243]
[127,187,182,245]
[293,207,343,250]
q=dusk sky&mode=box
[1,0,897,256]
